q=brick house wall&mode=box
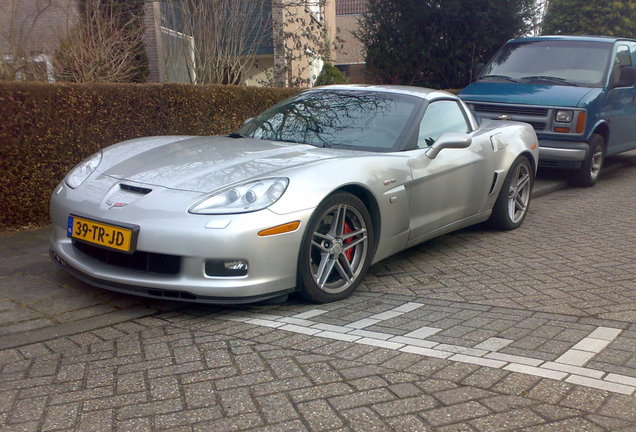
[334,0,367,83]
[143,1,166,83]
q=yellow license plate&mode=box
[68,215,133,252]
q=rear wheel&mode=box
[488,156,534,230]
[298,192,374,303]
[573,134,604,187]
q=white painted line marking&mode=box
[291,309,328,319]
[370,311,403,321]
[393,302,425,313]
[389,336,438,348]
[540,362,605,379]
[277,317,317,326]
[485,352,543,367]
[400,345,452,359]
[355,338,404,350]
[403,326,442,339]
[218,304,630,395]
[605,373,636,387]
[279,324,321,335]
[250,313,284,320]
[223,315,251,322]
[555,349,596,366]
[315,331,361,342]
[436,344,488,357]
[474,337,513,351]
[450,354,507,368]
[311,323,350,333]
[246,319,285,328]
[571,337,611,353]
[346,318,381,329]
[504,364,567,381]
[588,327,622,341]
[348,329,395,340]
[555,326,622,366]
[566,375,635,395]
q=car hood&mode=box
[460,82,596,107]
[99,135,349,193]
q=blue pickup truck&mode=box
[460,35,636,186]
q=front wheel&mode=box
[572,134,605,187]
[298,192,374,303]
[488,156,534,230]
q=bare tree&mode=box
[265,0,339,87]
[162,0,270,84]
[53,0,145,82]
[0,0,55,80]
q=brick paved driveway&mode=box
[1,153,635,431]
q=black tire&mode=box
[572,134,605,187]
[487,156,534,230]
[298,192,374,303]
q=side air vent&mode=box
[489,172,499,195]
[120,184,152,195]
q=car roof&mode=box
[508,35,636,44]
[309,84,456,101]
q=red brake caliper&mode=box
[343,221,353,262]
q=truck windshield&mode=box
[480,40,613,87]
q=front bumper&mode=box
[538,139,588,169]
[50,183,315,303]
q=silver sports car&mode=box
[50,85,538,304]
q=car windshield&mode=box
[238,90,422,151]
[480,40,613,87]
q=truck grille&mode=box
[469,102,552,132]
[472,103,549,116]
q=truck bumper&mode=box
[538,139,588,169]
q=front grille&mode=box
[469,102,552,133]
[472,103,549,116]
[73,241,181,275]
[527,121,547,130]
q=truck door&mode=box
[603,43,636,154]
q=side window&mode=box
[612,45,632,86]
[417,100,470,148]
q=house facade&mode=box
[1,0,340,87]
[334,0,367,83]
[0,0,78,80]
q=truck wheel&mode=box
[573,134,604,187]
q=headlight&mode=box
[65,152,102,189]
[190,178,289,214]
[555,110,573,123]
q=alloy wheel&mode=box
[507,162,532,224]
[309,203,369,294]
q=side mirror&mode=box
[613,66,636,88]
[425,133,472,159]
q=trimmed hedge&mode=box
[0,82,299,229]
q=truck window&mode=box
[612,45,633,86]
[480,40,612,87]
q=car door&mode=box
[603,42,636,154]
[407,99,493,243]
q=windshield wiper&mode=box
[520,76,578,86]
[479,74,520,83]
[227,132,247,138]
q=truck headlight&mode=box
[555,110,573,123]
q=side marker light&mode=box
[258,221,301,237]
